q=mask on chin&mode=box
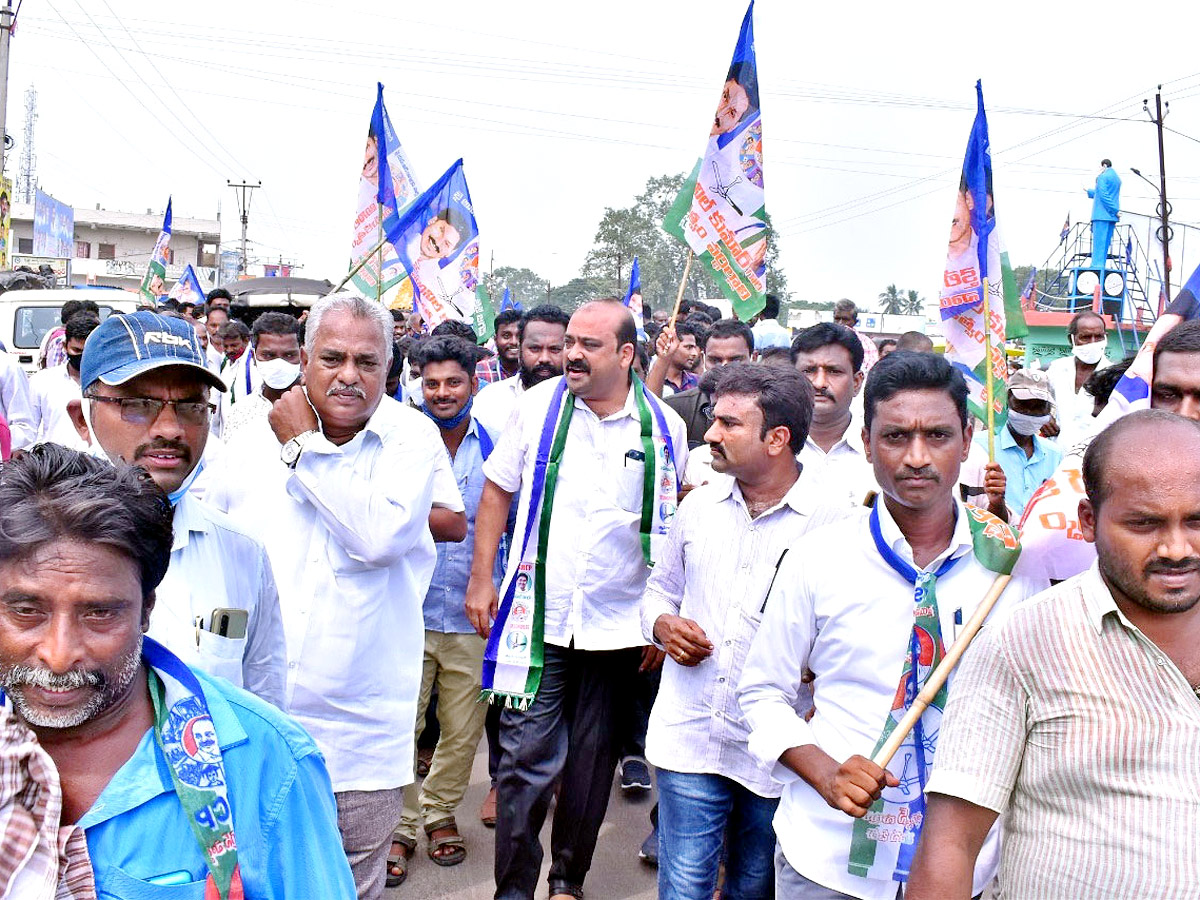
[1072,338,1107,366]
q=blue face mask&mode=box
[420,397,473,430]
[167,458,206,506]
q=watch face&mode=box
[1075,270,1100,295]
[1104,272,1125,296]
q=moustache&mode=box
[327,384,367,400]
[1146,559,1200,576]
[899,467,940,482]
[2,666,103,691]
[134,438,191,463]
[709,443,726,458]
[565,362,591,375]
[812,387,836,402]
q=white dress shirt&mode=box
[1045,353,1109,453]
[0,351,36,450]
[484,376,688,651]
[151,491,287,708]
[641,475,850,797]
[472,373,524,437]
[208,398,464,792]
[739,499,1046,900]
[27,363,85,449]
[795,419,877,510]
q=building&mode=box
[7,202,221,291]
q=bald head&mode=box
[1084,410,1200,511]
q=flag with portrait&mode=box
[140,198,172,304]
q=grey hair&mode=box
[305,292,394,364]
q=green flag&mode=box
[472,283,496,344]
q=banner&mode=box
[167,264,207,307]
[140,199,173,304]
[384,158,481,330]
[32,189,74,259]
[662,1,767,321]
[0,177,10,269]
[938,81,1007,425]
[1018,263,1200,582]
[350,83,422,298]
[471,283,496,344]
[623,256,647,340]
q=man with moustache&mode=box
[740,352,1044,900]
[473,305,570,437]
[909,411,1200,899]
[208,293,462,899]
[0,445,354,897]
[466,298,687,900]
[66,310,285,706]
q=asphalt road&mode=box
[392,745,660,899]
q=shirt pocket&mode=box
[195,629,244,686]
[616,456,647,514]
[99,865,207,898]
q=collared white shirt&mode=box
[150,491,287,708]
[484,376,688,651]
[221,390,272,444]
[208,398,464,792]
[27,363,85,449]
[641,475,850,797]
[0,351,36,450]
[739,499,1046,900]
[1045,353,1110,453]
[795,418,877,510]
[472,373,524,437]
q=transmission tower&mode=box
[16,86,36,203]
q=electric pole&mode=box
[0,1,13,179]
[227,180,260,276]
[1144,87,1171,305]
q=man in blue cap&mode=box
[66,310,286,707]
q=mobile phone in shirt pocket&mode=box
[195,628,244,684]
[98,864,206,898]
[617,450,647,513]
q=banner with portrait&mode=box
[350,82,422,299]
[32,189,74,259]
[167,264,207,307]
[0,177,11,269]
[383,158,480,331]
[662,1,767,321]
[140,199,172,304]
[938,81,1007,425]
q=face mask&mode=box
[1007,410,1050,437]
[66,352,84,371]
[1072,338,1107,366]
[257,357,301,391]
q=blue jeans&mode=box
[656,769,778,900]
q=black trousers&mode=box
[493,643,641,899]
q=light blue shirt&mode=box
[79,666,355,898]
[990,425,1063,516]
[423,417,503,633]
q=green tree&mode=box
[484,266,549,309]
[878,284,904,315]
[548,277,610,313]
[903,289,925,316]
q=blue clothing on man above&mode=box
[1087,164,1121,268]
[986,425,1063,517]
[79,663,356,898]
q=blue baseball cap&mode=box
[80,310,227,393]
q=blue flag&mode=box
[167,264,206,307]
[140,198,172,303]
[383,158,481,329]
[499,286,522,314]
[1059,213,1070,244]
[623,256,647,341]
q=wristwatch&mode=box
[280,430,318,468]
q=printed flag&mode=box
[623,256,647,341]
[498,287,522,314]
[1018,260,1200,582]
[140,198,172,304]
[1017,267,1037,311]
[472,283,497,344]
[662,1,767,321]
[350,83,422,298]
[999,249,1029,339]
[938,81,1007,425]
[383,158,481,331]
[167,264,206,307]
[1059,213,1070,244]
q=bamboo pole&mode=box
[668,251,695,329]
[333,233,390,295]
[982,277,996,462]
[872,572,1012,769]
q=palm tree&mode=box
[877,284,904,315]
[903,289,925,316]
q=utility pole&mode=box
[1144,88,1171,304]
[227,180,260,276]
[0,1,14,180]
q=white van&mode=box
[0,288,138,373]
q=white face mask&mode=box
[257,357,301,391]
[1072,337,1107,366]
[1007,409,1050,436]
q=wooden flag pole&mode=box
[668,251,695,329]
[334,233,390,295]
[375,206,384,305]
[981,277,997,463]
[871,572,1013,769]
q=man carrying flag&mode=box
[465,298,687,900]
[663,2,768,322]
[140,199,172,304]
[740,351,1045,900]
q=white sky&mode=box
[10,0,1200,308]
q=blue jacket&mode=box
[79,667,356,898]
[1087,167,1121,222]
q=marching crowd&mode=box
[0,287,1198,900]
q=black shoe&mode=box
[620,757,652,793]
[638,826,658,866]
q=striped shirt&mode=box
[927,563,1200,898]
